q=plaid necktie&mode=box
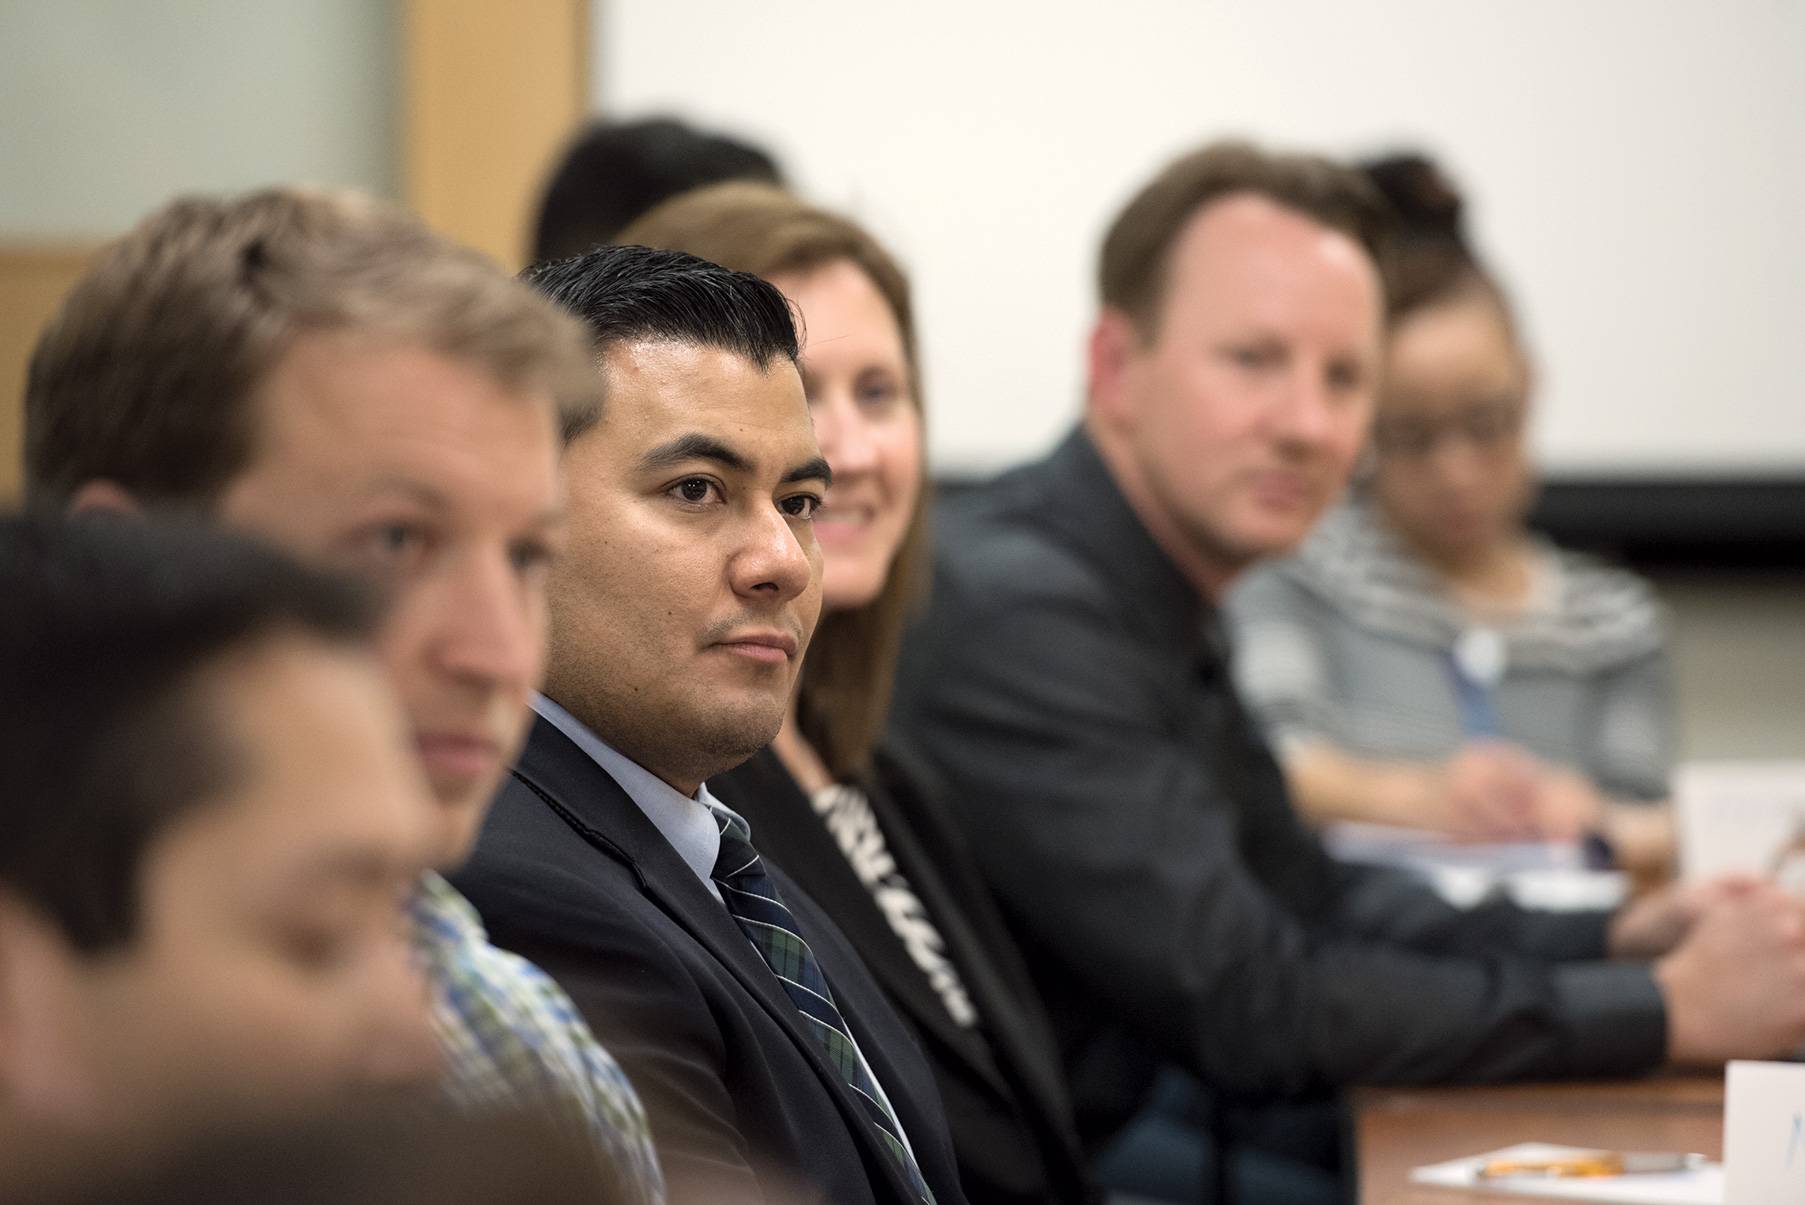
[711,809,936,1204]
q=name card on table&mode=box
[1724,1060,1805,1203]
[1675,761,1805,889]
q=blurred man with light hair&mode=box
[25,187,663,1203]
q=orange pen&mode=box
[1477,1150,1702,1179]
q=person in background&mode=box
[620,182,1095,1204]
[532,115,785,263]
[888,139,1805,1197]
[1227,153,1675,853]
[456,244,966,1205]
[22,189,663,1204]
[0,513,437,1189]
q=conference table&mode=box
[1355,1074,1723,1202]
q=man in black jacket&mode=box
[890,141,1805,1169]
[455,245,965,1205]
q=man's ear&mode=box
[1085,308,1141,427]
[66,480,141,518]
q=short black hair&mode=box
[0,512,376,953]
[523,244,800,439]
[531,116,785,263]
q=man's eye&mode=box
[669,477,721,506]
[781,493,823,519]
[377,524,422,552]
[356,522,432,572]
[509,538,556,575]
[1228,344,1279,370]
[281,927,357,974]
[1326,360,1367,394]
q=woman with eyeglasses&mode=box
[1227,153,1675,855]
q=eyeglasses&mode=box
[1370,397,1525,461]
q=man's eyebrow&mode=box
[781,457,833,488]
[636,433,751,475]
[350,476,450,510]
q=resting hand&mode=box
[1656,882,1805,1064]
[1609,874,1760,960]
[1525,767,1607,842]
[1429,742,1543,840]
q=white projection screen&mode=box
[595,1,1804,482]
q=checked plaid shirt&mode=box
[412,872,665,1204]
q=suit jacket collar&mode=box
[506,715,926,1204]
[713,749,1004,1085]
[1021,428,1217,662]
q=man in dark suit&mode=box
[454,245,965,1205]
[888,140,1805,1188]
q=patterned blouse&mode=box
[1226,499,1675,801]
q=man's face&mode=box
[546,339,827,794]
[4,635,439,1141]
[1092,193,1383,591]
[215,332,564,867]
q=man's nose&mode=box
[730,504,815,602]
[1272,369,1337,448]
[432,554,541,690]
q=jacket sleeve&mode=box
[461,853,771,1205]
[892,556,1666,1100]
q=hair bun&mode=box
[1362,153,1466,242]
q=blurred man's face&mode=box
[546,339,827,795]
[2,635,439,1142]
[1089,193,1383,595]
[215,333,564,867]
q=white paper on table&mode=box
[1723,1061,1805,1204]
[1675,761,1805,886]
[1323,823,1626,911]
[1410,1143,1723,1203]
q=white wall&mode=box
[598,0,1805,478]
[0,0,395,238]
[1664,576,1805,760]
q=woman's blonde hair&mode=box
[621,182,929,779]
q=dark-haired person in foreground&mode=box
[23,188,662,1203]
[456,244,965,1205]
[890,139,1805,1192]
[0,514,437,1187]
[621,183,1095,1205]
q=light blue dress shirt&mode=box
[529,693,917,1158]
[533,693,728,903]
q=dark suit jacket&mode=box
[452,716,968,1205]
[890,428,1667,1146]
[712,746,1096,1204]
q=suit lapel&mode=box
[714,751,997,1080]
[508,717,921,1204]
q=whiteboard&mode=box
[597,0,1805,478]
